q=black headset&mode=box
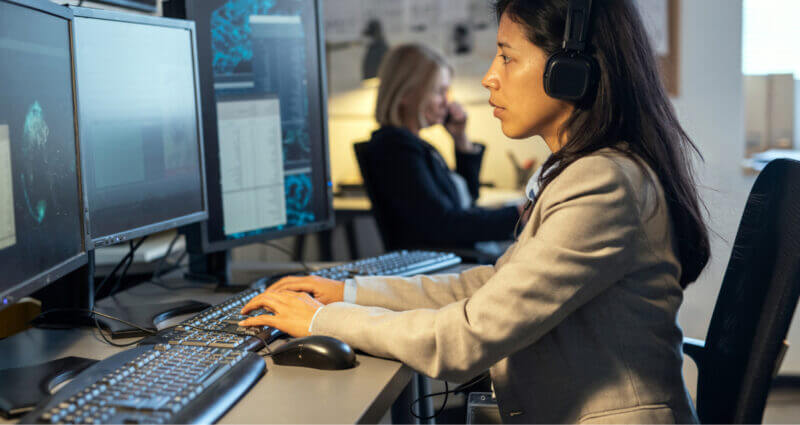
[543,0,596,101]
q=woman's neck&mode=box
[542,110,573,153]
[399,105,421,136]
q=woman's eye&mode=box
[499,54,511,64]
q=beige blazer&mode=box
[312,149,699,424]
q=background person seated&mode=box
[360,44,524,260]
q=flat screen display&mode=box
[73,13,207,245]
[180,0,333,252]
[0,0,84,302]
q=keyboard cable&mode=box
[32,308,157,347]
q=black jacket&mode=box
[363,126,518,249]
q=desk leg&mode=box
[391,374,420,425]
[417,373,435,424]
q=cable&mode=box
[32,308,156,347]
[95,236,149,298]
[92,316,147,347]
[411,382,449,420]
[109,240,136,299]
[152,232,181,283]
[409,372,491,420]
[262,241,314,273]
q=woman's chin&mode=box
[500,122,524,139]
[500,121,538,140]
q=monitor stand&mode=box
[33,251,209,338]
[185,251,251,293]
[32,252,97,329]
[0,357,97,419]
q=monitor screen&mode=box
[177,0,333,253]
[0,0,86,307]
[72,10,207,246]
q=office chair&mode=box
[353,142,497,264]
[683,158,800,423]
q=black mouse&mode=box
[269,335,357,370]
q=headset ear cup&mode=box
[543,52,595,101]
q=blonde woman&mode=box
[362,44,524,254]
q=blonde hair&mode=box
[374,44,452,128]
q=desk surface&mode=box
[0,271,413,424]
[333,187,526,212]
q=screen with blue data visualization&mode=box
[0,1,84,297]
[180,0,332,251]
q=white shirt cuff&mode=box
[308,306,323,334]
[343,279,358,303]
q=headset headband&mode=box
[563,0,593,52]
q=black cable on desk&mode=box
[32,308,156,347]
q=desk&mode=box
[0,269,414,424]
[324,187,526,260]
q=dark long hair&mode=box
[494,0,709,287]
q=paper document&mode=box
[217,97,287,235]
[0,125,16,250]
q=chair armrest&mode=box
[683,336,706,365]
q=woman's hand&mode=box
[262,275,344,304]
[444,102,475,152]
[239,291,324,337]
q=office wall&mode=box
[669,0,752,340]
[326,27,550,192]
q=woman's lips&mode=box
[490,100,505,118]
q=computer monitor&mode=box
[164,0,334,283]
[0,0,88,311]
[71,7,208,248]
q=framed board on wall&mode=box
[635,0,680,96]
[91,0,157,13]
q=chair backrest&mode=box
[696,159,800,423]
[353,141,401,251]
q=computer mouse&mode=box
[269,335,357,370]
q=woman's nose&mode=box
[482,69,499,90]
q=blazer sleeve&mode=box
[455,143,485,202]
[379,146,518,244]
[349,264,498,311]
[311,156,642,382]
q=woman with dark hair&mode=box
[240,0,710,422]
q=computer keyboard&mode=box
[141,250,459,352]
[20,344,265,424]
[310,250,462,281]
[140,288,283,352]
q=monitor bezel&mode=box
[70,6,210,248]
[179,0,335,254]
[88,0,157,13]
[0,0,88,310]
